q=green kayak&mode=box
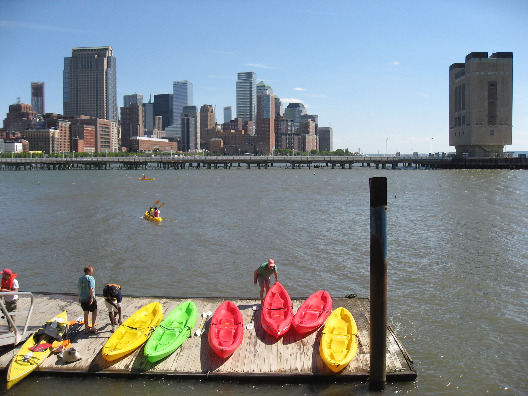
[144,300,198,363]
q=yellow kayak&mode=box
[102,302,163,361]
[319,307,358,373]
[144,211,162,222]
[138,177,155,181]
[7,311,68,390]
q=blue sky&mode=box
[1,0,527,153]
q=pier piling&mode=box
[369,177,387,390]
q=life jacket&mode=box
[103,284,121,299]
[1,273,17,291]
[154,209,159,218]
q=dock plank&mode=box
[0,293,416,381]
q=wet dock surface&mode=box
[0,293,416,381]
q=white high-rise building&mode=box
[236,72,256,126]
[171,80,193,139]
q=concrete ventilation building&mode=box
[63,47,118,124]
[172,81,193,140]
[449,52,513,157]
[31,82,45,115]
[236,72,256,132]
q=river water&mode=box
[1,166,526,395]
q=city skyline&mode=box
[1,1,527,153]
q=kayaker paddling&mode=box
[254,259,278,306]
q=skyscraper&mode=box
[153,94,173,131]
[236,72,256,129]
[124,94,143,108]
[172,81,193,138]
[120,102,144,150]
[449,52,513,157]
[31,82,45,115]
[63,46,118,124]
[256,81,275,154]
[200,104,216,150]
[143,96,154,135]
[181,105,200,152]
[224,106,232,123]
[284,102,307,133]
[317,127,333,152]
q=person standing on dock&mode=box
[103,283,123,331]
[254,259,279,305]
[78,266,98,333]
[1,268,19,331]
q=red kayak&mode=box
[261,282,293,338]
[208,301,244,358]
[292,290,333,335]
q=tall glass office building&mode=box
[171,81,193,139]
[63,47,118,123]
[236,72,256,126]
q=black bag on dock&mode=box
[34,322,63,341]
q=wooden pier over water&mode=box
[1,154,527,170]
[0,293,416,383]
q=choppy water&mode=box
[1,167,527,395]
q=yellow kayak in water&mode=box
[102,302,163,361]
[7,311,68,390]
[144,211,162,222]
[319,307,358,373]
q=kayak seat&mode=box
[302,311,320,322]
[270,296,284,310]
[331,339,347,360]
[218,328,234,346]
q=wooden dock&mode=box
[0,293,416,382]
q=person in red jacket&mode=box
[1,268,19,331]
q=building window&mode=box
[490,130,494,135]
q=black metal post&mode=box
[369,177,387,390]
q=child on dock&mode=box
[103,283,123,331]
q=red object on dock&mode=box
[208,301,244,358]
[261,282,293,338]
[292,290,332,335]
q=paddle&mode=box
[194,311,212,336]
[246,306,258,330]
